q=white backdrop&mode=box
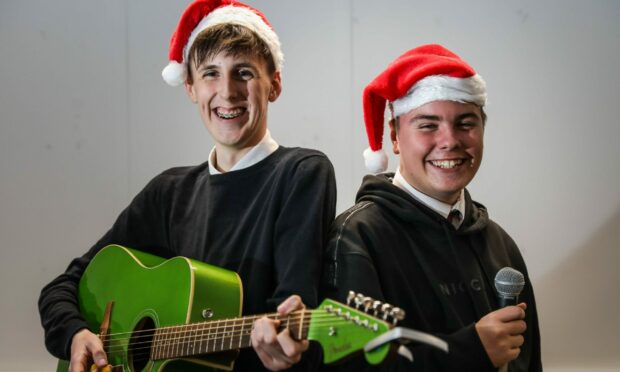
[1,0,619,370]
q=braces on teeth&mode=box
[216,109,244,119]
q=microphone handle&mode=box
[498,295,519,371]
[498,295,518,308]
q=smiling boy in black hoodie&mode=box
[323,44,542,371]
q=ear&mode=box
[184,80,197,104]
[268,71,282,102]
[388,118,400,155]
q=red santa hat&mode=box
[362,44,487,173]
[162,0,284,86]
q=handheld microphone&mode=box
[494,267,525,307]
[494,267,526,372]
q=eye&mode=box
[237,68,255,80]
[201,69,218,79]
[418,122,438,131]
[458,121,478,129]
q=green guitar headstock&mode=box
[309,292,406,365]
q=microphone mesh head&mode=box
[494,267,525,297]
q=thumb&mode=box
[90,348,108,367]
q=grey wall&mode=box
[1,0,619,370]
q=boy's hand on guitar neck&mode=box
[251,295,310,371]
[69,329,108,372]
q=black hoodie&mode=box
[322,173,541,371]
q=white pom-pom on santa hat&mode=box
[363,148,388,174]
[162,61,187,87]
[162,0,283,87]
[361,44,487,173]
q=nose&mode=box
[218,75,241,101]
[437,125,460,150]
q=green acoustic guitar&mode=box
[56,245,396,371]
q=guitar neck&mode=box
[150,309,310,360]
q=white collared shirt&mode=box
[208,130,279,175]
[392,168,466,228]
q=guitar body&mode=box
[57,245,243,371]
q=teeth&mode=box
[431,159,464,169]
[216,108,245,119]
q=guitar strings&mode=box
[100,309,390,340]
[103,321,386,361]
[103,317,375,349]
[106,327,383,361]
[122,328,387,363]
[122,329,386,364]
[102,315,388,349]
[101,318,388,358]
[100,317,389,359]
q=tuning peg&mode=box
[346,291,356,306]
[381,303,393,320]
[372,300,382,316]
[390,307,406,325]
[362,297,374,312]
[355,293,365,309]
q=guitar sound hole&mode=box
[128,317,155,372]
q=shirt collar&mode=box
[392,167,466,226]
[208,130,279,175]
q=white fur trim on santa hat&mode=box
[391,74,486,117]
[363,147,388,174]
[162,61,188,87]
[185,5,284,71]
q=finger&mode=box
[253,343,277,370]
[277,295,304,315]
[253,317,280,344]
[252,318,296,369]
[509,334,525,348]
[496,306,526,322]
[253,334,296,370]
[85,340,107,367]
[261,332,297,365]
[70,345,94,372]
[505,319,527,335]
[506,346,522,362]
[264,355,293,372]
[270,359,294,371]
[254,344,291,371]
[91,352,108,368]
[516,303,527,319]
[277,329,309,360]
[69,355,87,372]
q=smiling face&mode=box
[390,100,484,204]
[185,51,281,154]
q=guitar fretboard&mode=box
[150,310,310,360]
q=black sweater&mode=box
[322,173,541,371]
[39,146,337,370]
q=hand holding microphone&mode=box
[475,267,527,369]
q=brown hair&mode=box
[186,23,276,83]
